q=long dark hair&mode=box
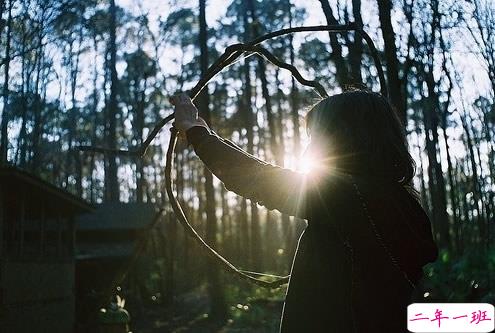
[305,90,415,187]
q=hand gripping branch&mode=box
[78,23,388,289]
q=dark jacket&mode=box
[186,125,438,333]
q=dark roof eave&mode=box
[0,166,94,214]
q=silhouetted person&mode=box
[170,90,438,333]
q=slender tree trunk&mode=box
[236,1,256,269]
[377,0,405,124]
[220,185,229,253]
[239,196,249,265]
[73,27,84,196]
[318,0,350,86]
[415,133,429,212]
[454,165,464,253]
[198,0,227,320]
[89,35,100,203]
[474,139,490,250]
[16,11,30,167]
[440,107,459,254]
[0,0,12,164]
[179,155,191,284]
[247,0,277,272]
[422,75,450,250]
[461,116,485,246]
[349,0,363,84]
[164,214,176,306]
[242,2,260,273]
[105,0,119,202]
[135,80,146,202]
[30,15,45,173]
[0,0,6,36]
[416,1,450,250]
[65,25,83,193]
[285,6,301,269]
[273,69,296,268]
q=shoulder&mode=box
[305,174,357,216]
[316,173,356,200]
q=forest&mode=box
[0,0,494,332]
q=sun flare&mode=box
[296,148,328,175]
[299,156,318,174]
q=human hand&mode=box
[169,93,209,132]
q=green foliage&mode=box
[418,249,495,303]
[223,283,286,331]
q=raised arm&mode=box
[185,125,313,218]
[170,93,315,219]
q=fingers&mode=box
[178,93,191,103]
[177,129,187,141]
[169,95,177,105]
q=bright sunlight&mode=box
[298,155,318,174]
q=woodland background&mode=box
[0,0,494,331]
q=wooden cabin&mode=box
[0,166,93,333]
[75,202,157,330]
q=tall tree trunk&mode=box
[0,0,13,164]
[236,0,256,269]
[318,0,350,86]
[247,0,271,272]
[220,185,229,253]
[415,133,429,212]
[73,27,84,195]
[461,116,485,246]
[135,80,146,202]
[377,0,406,124]
[239,196,249,264]
[30,15,45,173]
[89,35,100,203]
[16,10,29,167]
[422,76,450,250]
[285,4,300,269]
[438,30,460,253]
[441,111,458,251]
[65,40,76,190]
[348,0,363,84]
[164,214,176,306]
[198,0,227,320]
[0,0,6,35]
[66,25,83,193]
[105,0,119,202]
[417,0,450,250]
[242,1,260,272]
[0,0,12,164]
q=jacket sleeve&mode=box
[186,125,316,219]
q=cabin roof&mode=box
[76,241,135,260]
[76,202,157,230]
[0,165,93,218]
[76,203,159,260]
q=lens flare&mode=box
[298,155,318,174]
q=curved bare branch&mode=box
[77,23,388,288]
